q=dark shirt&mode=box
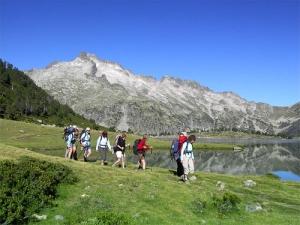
[116,136,126,153]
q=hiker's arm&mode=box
[67,135,72,148]
[96,137,100,150]
[180,142,186,162]
[107,140,112,151]
[116,140,123,150]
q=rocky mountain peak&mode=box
[25,53,300,137]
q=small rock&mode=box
[133,213,140,218]
[216,181,225,191]
[149,194,155,199]
[245,203,263,212]
[19,130,24,133]
[233,146,243,151]
[32,214,47,220]
[81,194,89,198]
[189,175,197,181]
[118,184,124,187]
[37,119,42,123]
[244,180,256,188]
[54,215,64,220]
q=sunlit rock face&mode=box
[26,52,299,136]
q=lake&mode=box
[124,139,300,182]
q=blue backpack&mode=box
[64,127,75,142]
[170,139,180,160]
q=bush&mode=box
[191,199,207,214]
[78,212,133,225]
[0,157,78,224]
[212,192,241,215]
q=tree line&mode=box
[0,59,101,129]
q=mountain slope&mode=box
[0,59,100,128]
[26,53,299,136]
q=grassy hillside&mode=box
[0,119,236,152]
[0,119,300,224]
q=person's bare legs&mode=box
[121,155,125,168]
[141,156,146,170]
[112,159,120,167]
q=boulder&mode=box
[54,215,64,221]
[32,214,47,220]
[244,180,256,188]
[216,181,225,191]
[245,203,263,212]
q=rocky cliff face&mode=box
[26,52,299,136]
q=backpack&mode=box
[183,141,192,154]
[132,139,141,155]
[170,139,180,160]
[64,127,75,142]
[80,130,87,144]
[79,129,86,144]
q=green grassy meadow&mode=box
[0,119,300,225]
[0,119,236,154]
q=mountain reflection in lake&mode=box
[125,142,300,179]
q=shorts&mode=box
[98,147,108,151]
[83,145,91,152]
[67,143,76,148]
[116,151,123,159]
[138,151,145,158]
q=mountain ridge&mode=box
[26,53,300,136]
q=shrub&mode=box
[212,192,241,215]
[0,156,78,224]
[78,212,133,225]
[191,199,207,214]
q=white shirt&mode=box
[180,142,194,160]
[96,136,111,150]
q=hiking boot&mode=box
[182,175,188,182]
[83,156,87,162]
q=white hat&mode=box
[86,127,90,131]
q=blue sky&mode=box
[0,0,299,106]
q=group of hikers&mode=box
[63,125,196,182]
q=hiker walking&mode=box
[96,130,112,165]
[137,134,152,170]
[180,135,196,182]
[81,127,92,162]
[63,126,70,158]
[170,131,188,177]
[64,125,77,160]
[70,126,79,160]
[112,132,129,168]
